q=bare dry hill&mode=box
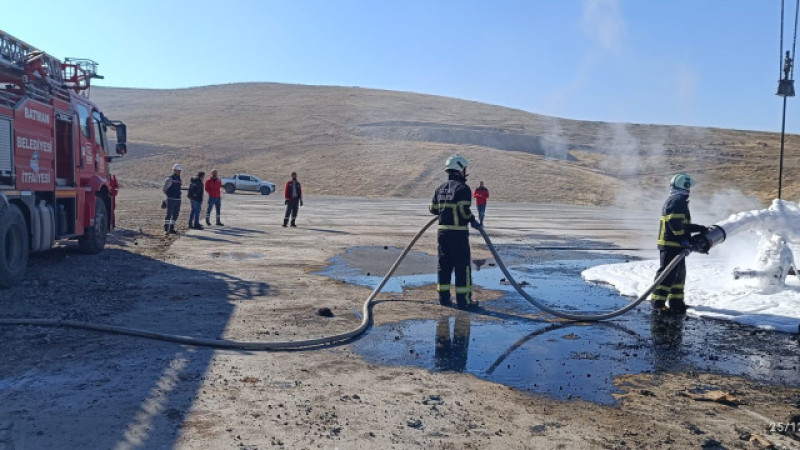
[91,83,800,205]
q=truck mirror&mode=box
[115,123,127,144]
[115,143,127,156]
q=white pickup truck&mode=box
[221,174,276,195]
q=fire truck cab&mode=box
[0,30,128,288]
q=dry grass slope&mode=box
[91,83,800,205]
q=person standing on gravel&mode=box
[429,155,481,309]
[187,171,205,230]
[473,181,490,225]
[205,169,224,226]
[651,173,708,315]
[283,171,303,227]
[162,164,183,235]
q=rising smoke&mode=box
[580,0,625,54]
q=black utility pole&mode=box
[777,50,795,199]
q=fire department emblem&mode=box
[30,150,40,173]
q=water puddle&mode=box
[321,245,800,404]
[315,245,630,313]
[209,252,265,261]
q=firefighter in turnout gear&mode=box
[651,174,708,314]
[430,155,481,309]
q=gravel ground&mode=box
[0,189,799,449]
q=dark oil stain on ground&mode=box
[209,251,265,260]
[340,244,800,405]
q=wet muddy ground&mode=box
[3,191,800,449]
[320,244,800,405]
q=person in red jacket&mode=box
[283,171,303,227]
[204,169,224,226]
[473,181,490,225]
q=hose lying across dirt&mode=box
[0,218,688,350]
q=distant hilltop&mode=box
[92,83,798,205]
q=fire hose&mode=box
[0,218,725,350]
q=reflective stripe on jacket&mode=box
[657,193,703,248]
[430,175,474,231]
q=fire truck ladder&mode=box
[0,30,63,85]
[0,29,101,98]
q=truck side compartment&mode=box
[0,29,128,288]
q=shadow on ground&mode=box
[0,240,268,449]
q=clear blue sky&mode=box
[6,0,799,133]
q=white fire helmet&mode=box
[173,164,183,171]
[670,173,695,190]
[445,155,468,172]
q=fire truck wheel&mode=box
[0,204,29,288]
[79,197,108,255]
[224,183,235,194]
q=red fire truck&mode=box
[0,30,127,288]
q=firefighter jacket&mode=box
[187,177,204,202]
[657,191,705,249]
[285,179,302,202]
[429,174,475,231]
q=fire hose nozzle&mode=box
[689,225,727,254]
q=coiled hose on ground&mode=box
[0,218,688,350]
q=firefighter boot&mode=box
[169,225,178,235]
[667,298,687,315]
[290,220,296,227]
[283,218,288,227]
[164,224,170,235]
[438,291,452,306]
[206,216,211,226]
[651,300,667,315]
[457,294,478,310]
[216,219,224,226]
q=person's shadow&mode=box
[434,313,471,372]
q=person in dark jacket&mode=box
[205,169,224,226]
[162,164,183,235]
[283,172,303,227]
[430,155,481,309]
[187,171,205,230]
[651,173,708,314]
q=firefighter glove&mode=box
[470,218,481,229]
[680,239,691,248]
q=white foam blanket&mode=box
[583,199,800,333]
